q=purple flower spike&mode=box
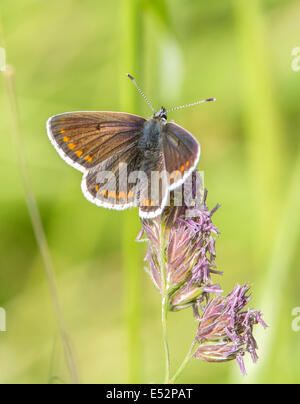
[194,284,267,375]
[140,183,222,308]
[138,172,267,378]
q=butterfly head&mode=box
[153,107,168,123]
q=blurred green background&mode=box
[0,0,299,384]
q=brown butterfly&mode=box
[47,75,215,219]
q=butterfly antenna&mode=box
[127,73,154,112]
[166,97,216,113]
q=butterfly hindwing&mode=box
[82,143,143,210]
[47,111,146,173]
[138,150,170,219]
[82,141,170,217]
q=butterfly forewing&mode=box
[47,112,146,172]
[163,122,200,190]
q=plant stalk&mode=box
[159,222,171,383]
[169,341,196,384]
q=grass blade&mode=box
[1,40,79,384]
[120,0,144,383]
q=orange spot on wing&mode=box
[118,191,126,200]
[68,143,76,150]
[75,150,83,157]
[84,155,93,163]
[128,191,134,199]
[63,136,70,143]
[180,165,185,172]
[100,190,107,197]
[108,191,116,199]
[95,185,99,192]
[186,161,189,168]
[60,129,66,134]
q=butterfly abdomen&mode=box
[135,118,164,176]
